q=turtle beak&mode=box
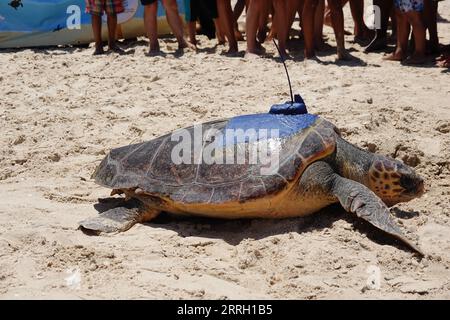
[401,175,425,199]
[416,177,425,196]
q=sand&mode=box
[0,4,449,299]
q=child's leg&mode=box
[217,0,238,53]
[302,0,319,58]
[188,22,197,46]
[324,0,346,28]
[314,0,324,49]
[257,0,270,43]
[143,1,160,52]
[106,14,118,50]
[272,0,288,57]
[384,9,409,61]
[328,0,348,59]
[349,0,373,41]
[100,0,125,53]
[405,11,426,63]
[91,14,103,54]
[246,0,263,55]
[162,0,192,49]
[187,0,197,46]
[213,18,226,44]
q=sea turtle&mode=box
[79,109,425,254]
[8,0,23,10]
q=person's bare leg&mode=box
[328,0,348,59]
[423,0,439,53]
[324,0,353,35]
[384,9,408,61]
[272,0,289,57]
[287,0,300,31]
[314,0,325,49]
[144,2,160,53]
[91,14,104,55]
[188,21,197,47]
[107,14,126,53]
[162,0,193,50]
[303,0,319,58]
[257,0,270,44]
[233,0,245,40]
[437,55,450,68]
[404,11,426,64]
[246,0,262,55]
[217,0,238,53]
[349,0,374,41]
[214,18,226,45]
[298,0,304,32]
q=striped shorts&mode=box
[86,0,125,16]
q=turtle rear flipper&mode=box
[79,199,159,234]
[332,176,424,256]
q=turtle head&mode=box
[368,156,425,206]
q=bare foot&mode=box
[93,46,105,55]
[383,51,405,61]
[217,34,226,45]
[337,49,351,61]
[179,40,197,51]
[226,46,239,55]
[148,42,160,54]
[437,56,450,68]
[257,26,269,44]
[108,44,128,55]
[437,53,450,62]
[404,54,426,65]
[304,49,316,60]
[244,51,261,59]
[314,39,328,52]
[253,41,266,54]
[147,47,162,56]
[234,30,244,41]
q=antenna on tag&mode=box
[272,39,294,105]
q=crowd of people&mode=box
[85,0,450,67]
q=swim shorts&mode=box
[86,0,125,15]
[141,0,158,5]
[394,0,424,12]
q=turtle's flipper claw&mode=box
[352,200,424,256]
[333,178,424,256]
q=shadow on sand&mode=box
[91,197,420,255]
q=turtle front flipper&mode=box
[79,199,160,234]
[332,176,424,256]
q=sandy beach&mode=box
[1,4,449,299]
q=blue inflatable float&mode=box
[0,0,188,48]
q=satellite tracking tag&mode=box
[269,94,308,115]
[269,39,308,115]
